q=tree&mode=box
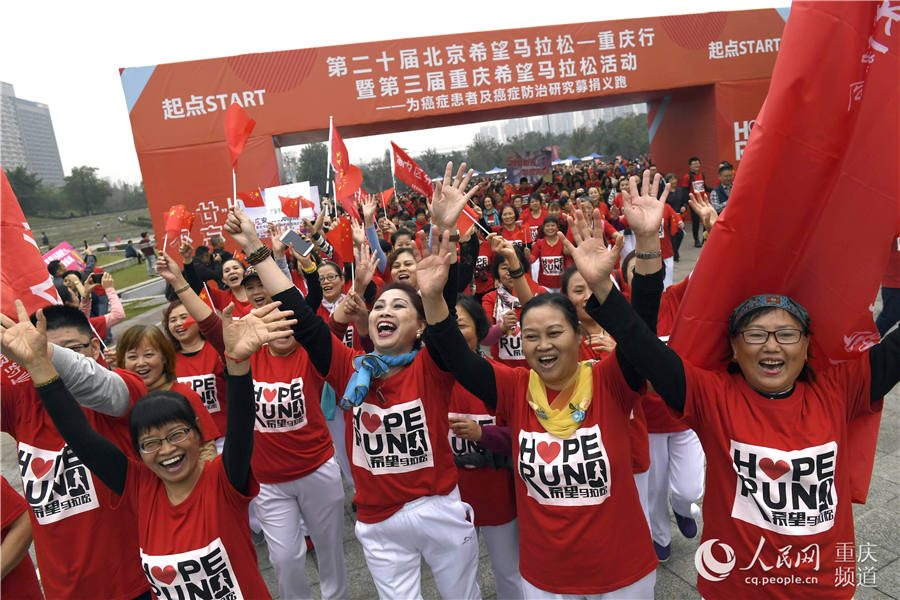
[64,166,111,216]
[292,143,328,194]
[4,166,62,216]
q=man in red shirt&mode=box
[679,156,708,248]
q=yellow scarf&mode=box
[526,361,593,439]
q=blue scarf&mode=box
[340,350,419,410]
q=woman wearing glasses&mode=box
[0,300,298,600]
[567,179,900,600]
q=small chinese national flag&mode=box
[325,216,354,265]
[279,195,300,218]
[381,187,395,212]
[224,103,256,168]
[456,204,480,236]
[164,204,194,234]
[391,142,434,199]
[237,189,265,208]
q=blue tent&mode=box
[486,166,506,174]
[564,155,579,162]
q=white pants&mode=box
[633,470,650,527]
[355,488,481,600]
[326,411,355,493]
[521,570,656,599]
[647,430,705,547]
[663,256,674,290]
[481,518,523,599]
[256,458,348,600]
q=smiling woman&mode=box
[0,300,298,599]
[220,162,485,599]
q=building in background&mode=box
[1,82,65,186]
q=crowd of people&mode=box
[1,153,898,600]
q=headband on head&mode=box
[728,294,810,335]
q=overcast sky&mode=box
[1,0,779,184]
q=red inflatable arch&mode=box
[119,8,788,246]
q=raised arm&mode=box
[100,273,125,328]
[362,195,388,273]
[1,302,128,494]
[158,251,214,323]
[48,345,132,417]
[219,302,296,494]
[224,205,337,376]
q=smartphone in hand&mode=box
[280,230,314,257]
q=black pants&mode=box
[671,231,684,261]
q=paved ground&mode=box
[2,239,898,599]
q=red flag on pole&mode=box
[237,190,265,208]
[164,204,194,234]
[391,142,434,198]
[669,2,898,504]
[456,204,481,235]
[380,187,395,213]
[329,119,350,173]
[335,166,363,222]
[279,196,300,218]
[325,216,354,264]
[224,103,255,168]
[1,169,60,320]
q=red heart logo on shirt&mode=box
[759,458,791,480]
[537,441,560,464]
[151,565,177,585]
[361,412,381,433]
[262,388,277,403]
[30,457,53,478]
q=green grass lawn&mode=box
[123,298,165,321]
[104,261,158,290]
[30,207,152,252]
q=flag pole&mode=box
[326,116,333,196]
[88,321,108,351]
[232,169,238,212]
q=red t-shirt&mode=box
[0,368,150,600]
[1,477,44,600]
[448,375,517,527]
[577,344,649,474]
[248,346,335,484]
[120,457,271,600]
[175,342,228,434]
[482,281,548,369]
[494,356,657,594]
[324,342,459,523]
[166,382,222,442]
[496,224,527,248]
[682,355,880,600]
[207,287,252,318]
[520,207,547,243]
[470,238,496,296]
[643,278,691,433]
[529,236,568,289]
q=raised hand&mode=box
[362,194,378,226]
[268,223,287,258]
[568,210,624,296]
[179,243,193,263]
[416,229,454,299]
[354,245,378,291]
[220,301,296,361]
[621,170,667,236]
[223,205,262,251]
[101,272,115,290]
[103,347,118,368]
[688,191,718,231]
[429,161,479,231]
[378,216,396,237]
[0,300,50,372]
[350,219,366,246]
[156,252,182,284]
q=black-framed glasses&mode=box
[64,341,92,352]
[138,427,193,453]
[320,274,341,282]
[738,329,804,345]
